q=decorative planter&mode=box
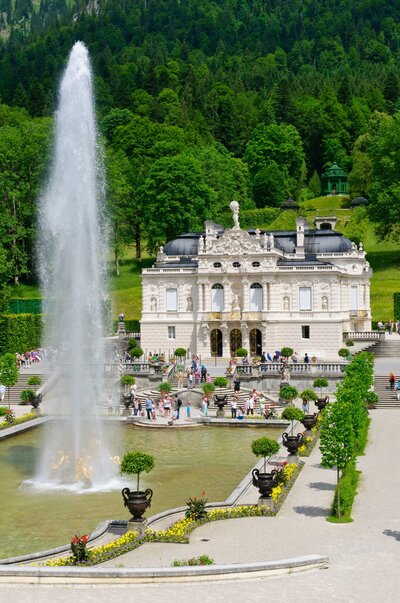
[301,414,318,431]
[252,468,278,498]
[282,432,303,455]
[31,394,42,409]
[315,396,329,412]
[214,393,228,417]
[121,393,132,410]
[122,487,153,520]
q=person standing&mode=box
[202,396,209,417]
[201,365,207,382]
[188,370,194,389]
[107,395,114,414]
[145,396,153,420]
[304,353,310,364]
[233,377,241,393]
[177,368,184,388]
[175,395,183,419]
[231,396,237,418]
[248,395,254,416]
[388,320,393,335]
[186,400,191,421]
[389,371,396,390]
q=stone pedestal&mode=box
[216,409,225,418]
[127,518,147,537]
[122,408,131,417]
[286,454,299,465]
[258,497,274,511]
[118,321,126,338]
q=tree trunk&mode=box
[114,247,120,277]
[135,221,141,259]
[337,467,341,518]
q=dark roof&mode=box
[350,196,369,207]
[277,255,332,266]
[163,229,353,256]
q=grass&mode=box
[8,197,400,321]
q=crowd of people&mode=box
[16,347,46,367]
[378,320,400,334]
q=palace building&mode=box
[140,202,372,360]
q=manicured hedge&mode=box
[112,319,140,333]
[0,314,42,355]
[7,298,42,315]
[331,460,360,519]
[394,292,400,321]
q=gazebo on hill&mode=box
[321,163,349,196]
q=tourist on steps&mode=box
[389,371,396,390]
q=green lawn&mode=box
[9,198,400,322]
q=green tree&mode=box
[0,353,19,408]
[320,400,355,518]
[139,154,215,251]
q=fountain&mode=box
[35,41,116,491]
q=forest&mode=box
[1,0,400,308]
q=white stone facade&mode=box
[140,212,372,361]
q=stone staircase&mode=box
[374,376,400,409]
[363,339,400,357]
[4,372,47,406]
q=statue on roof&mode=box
[229,200,240,230]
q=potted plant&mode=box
[201,382,215,399]
[251,437,280,498]
[28,376,42,408]
[313,377,329,410]
[120,374,135,410]
[130,347,143,359]
[236,348,248,358]
[346,339,354,348]
[158,382,172,398]
[279,385,298,406]
[213,377,228,388]
[20,389,36,406]
[120,451,155,520]
[280,347,294,360]
[281,407,305,455]
[338,347,350,360]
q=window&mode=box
[252,261,260,268]
[250,283,263,311]
[166,288,177,312]
[302,325,310,339]
[211,283,224,312]
[168,326,176,339]
[299,287,312,311]
[233,262,241,268]
[350,286,358,311]
[213,262,222,268]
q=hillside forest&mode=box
[0,0,400,319]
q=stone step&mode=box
[3,372,47,406]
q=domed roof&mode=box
[270,230,353,253]
[163,233,201,256]
[350,196,369,207]
[321,162,348,178]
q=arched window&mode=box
[211,283,224,312]
[250,283,263,311]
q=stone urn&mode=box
[282,432,303,455]
[122,487,153,520]
[214,393,228,418]
[315,396,329,412]
[121,393,132,416]
[31,393,42,411]
[252,468,278,498]
[301,413,318,431]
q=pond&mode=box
[0,423,281,558]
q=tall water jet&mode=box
[36,42,115,490]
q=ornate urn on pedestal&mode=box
[282,432,303,455]
[122,487,153,520]
[301,413,318,432]
[315,396,329,412]
[252,468,278,497]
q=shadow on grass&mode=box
[308,481,335,491]
[368,250,400,272]
[383,529,400,541]
[293,505,328,517]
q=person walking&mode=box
[107,395,114,414]
[233,377,241,393]
[188,370,194,389]
[388,320,393,335]
[389,371,396,390]
[145,396,153,420]
[396,380,400,401]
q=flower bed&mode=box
[41,462,304,567]
[298,422,322,457]
[0,411,38,431]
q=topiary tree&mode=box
[128,339,138,351]
[213,377,228,388]
[313,378,329,398]
[281,347,294,359]
[27,376,42,392]
[20,389,35,405]
[346,340,354,347]
[320,401,355,518]
[131,347,143,358]
[159,382,172,395]
[0,353,18,409]
[201,383,215,397]
[282,407,305,435]
[300,388,318,413]
[120,451,155,492]
[236,348,248,357]
[251,437,280,473]
[174,347,186,359]
[338,348,350,359]
[120,374,135,390]
[279,385,298,405]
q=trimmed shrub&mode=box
[394,292,400,321]
[120,375,135,388]
[236,348,248,357]
[331,460,359,519]
[251,436,280,472]
[346,340,354,347]
[130,347,143,358]
[128,339,139,351]
[201,383,215,396]
[281,347,294,358]
[20,389,36,404]
[338,348,350,358]
[159,382,172,394]
[279,385,298,403]
[174,348,186,358]
[0,313,42,355]
[120,451,155,491]
[27,376,42,388]
[213,377,228,388]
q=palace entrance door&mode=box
[230,329,242,354]
[250,328,262,356]
[210,329,223,357]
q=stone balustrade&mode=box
[344,331,380,340]
[235,362,347,376]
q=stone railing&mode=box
[255,362,347,375]
[344,331,380,340]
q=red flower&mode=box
[71,536,79,544]
[194,496,198,501]
[202,489,206,497]
[81,535,88,543]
